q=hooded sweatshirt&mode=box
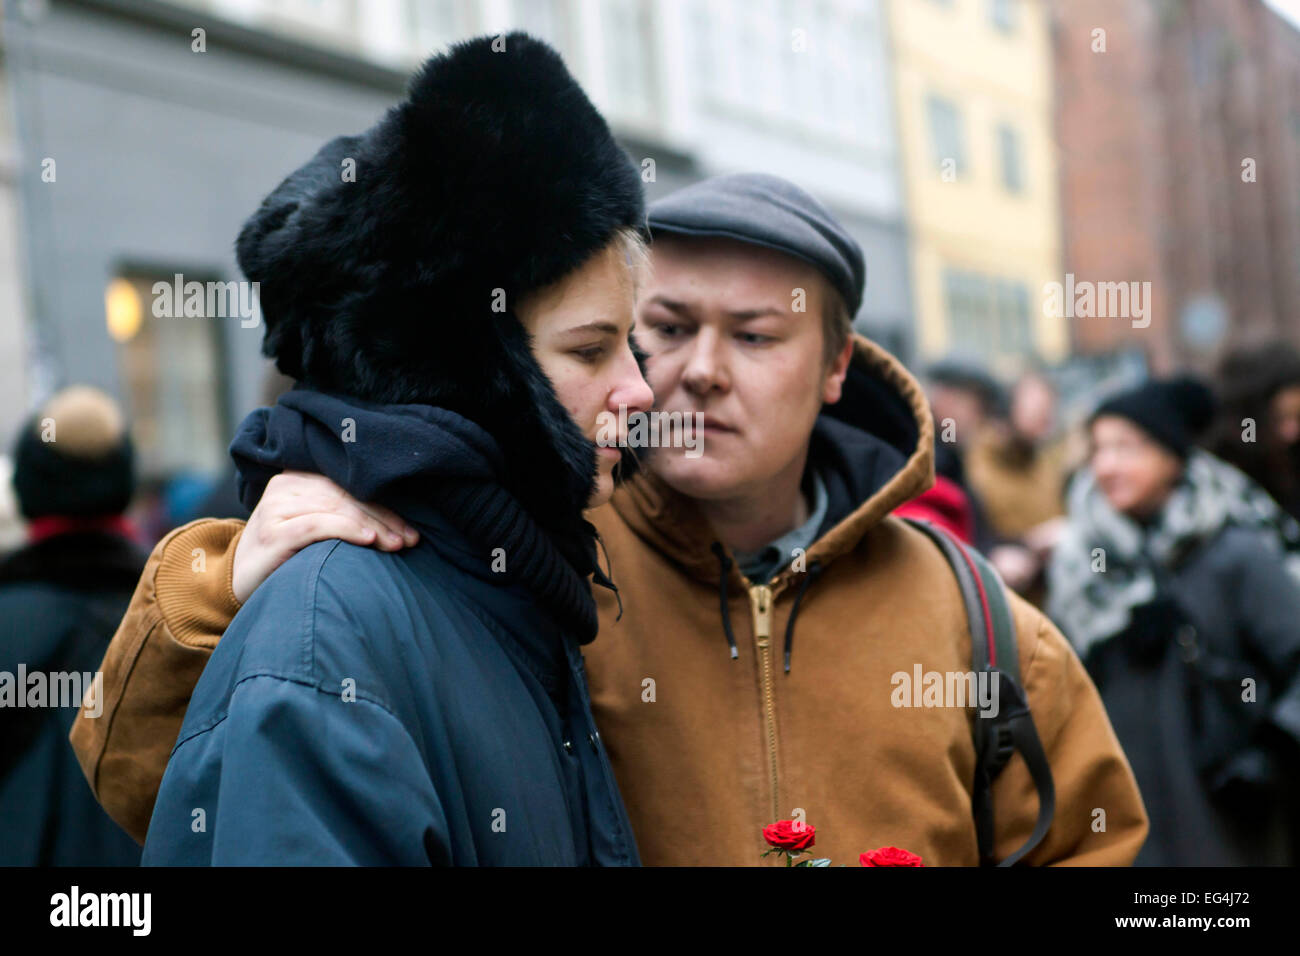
[139,389,638,866]
[76,339,1146,865]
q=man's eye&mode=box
[737,332,772,345]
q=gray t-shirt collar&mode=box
[732,467,829,584]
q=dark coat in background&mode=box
[0,531,145,865]
[1083,526,1300,865]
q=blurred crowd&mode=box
[911,339,1300,865]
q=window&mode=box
[107,272,230,479]
[604,0,655,118]
[989,0,1018,32]
[408,1,473,56]
[926,95,966,177]
[943,269,1033,357]
[509,0,571,55]
[943,270,989,352]
[997,123,1024,193]
[994,279,1032,352]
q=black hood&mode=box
[811,351,922,536]
[230,388,608,641]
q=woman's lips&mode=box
[597,444,623,459]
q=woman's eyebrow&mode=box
[560,321,621,336]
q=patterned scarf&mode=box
[1047,449,1300,658]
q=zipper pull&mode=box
[749,584,773,649]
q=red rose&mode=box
[762,820,816,852]
[860,846,924,867]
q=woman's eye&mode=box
[653,323,681,338]
[737,332,772,345]
[574,346,606,362]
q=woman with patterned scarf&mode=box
[1048,377,1300,866]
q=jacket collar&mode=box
[609,335,934,590]
[232,388,604,641]
[0,529,147,591]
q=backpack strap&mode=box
[903,518,1056,866]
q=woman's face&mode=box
[1089,416,1183,519]
[516,238,655,509]
[1270,385,1300,447]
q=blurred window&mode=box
[995,278,1033,352]
[988,0,1018,32]
[943,269,1033,357]
[926,94,966,176]
[997,123,1024,193]
[508,0,573,56]
[107,272,229,480]
[943,270,989,353]
[604,0,656,121]
[408,1,475,54]
[258,0,359,51]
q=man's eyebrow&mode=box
[645,296,692,316]
[647,298,785,321]
[726,306,787,321]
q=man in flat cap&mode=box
[75,171,1148,866]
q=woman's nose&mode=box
[612,346,654,414]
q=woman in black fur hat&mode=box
[141,33,654,866]
[1049,378,1300,865]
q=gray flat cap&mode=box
[647,172,866,315]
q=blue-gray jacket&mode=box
[141,390,640,865]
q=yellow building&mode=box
[886,0,1064,369]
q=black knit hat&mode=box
[1091,377,1217,459]
[11,386,135,519]
[235,33,645,529]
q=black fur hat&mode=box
[236,33,645,530]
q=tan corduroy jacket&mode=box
[72,337,1147,865]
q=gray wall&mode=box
[5,0,406,441]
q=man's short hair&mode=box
[820,279,854,368]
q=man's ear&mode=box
[822,336,855,405]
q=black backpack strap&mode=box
[903,518,1056,866]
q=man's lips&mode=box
[697,416,737,434]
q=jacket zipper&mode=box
[748,583,780,824]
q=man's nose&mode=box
[681,328,729,397]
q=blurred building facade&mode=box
[0,9,30,455]
[1,0,914,495]
[886,0,1066,373]
[1051,0,1300,372]
[1,0,405,484]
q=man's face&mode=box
[928,385,988,448]
[634,235,852,501]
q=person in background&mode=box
[922,358,1003,552]
[1207,339,1300,522]
[1049,377,1300,866]
[0,385,145,865]
[967,369,1068,603]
